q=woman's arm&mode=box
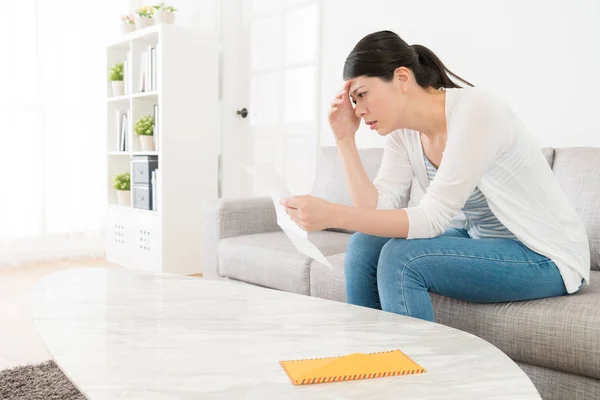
[282,196,410,238]
[336,205,410,238]
[337,137,378,208]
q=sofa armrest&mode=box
[202,196,280,280]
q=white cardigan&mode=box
[374,86,590,293]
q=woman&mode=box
[281,30,589,322]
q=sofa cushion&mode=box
[312,146,383,207]
[310,255,600,380]
[552,148,600,270]
[310,253,347,301]
[432,270,600,380]
[218,231,349,295]
[518,362,600,400]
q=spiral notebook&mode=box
[280,350,427,385]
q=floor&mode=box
[0,259,202,371]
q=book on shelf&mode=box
[145,45,151,91]
[120,111,128,151]
[138,51,146,92]
[155,44,160,91]
[116,110,121,150]
[137,46,158,93]
[123,50,130,95]
[115,110,128,152]
[150,46,156,92]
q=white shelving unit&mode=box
[105,24,219,275]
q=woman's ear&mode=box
[393,67,411,93]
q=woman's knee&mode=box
[378,238,411,264]
[377,238,418,281]
[346,233,387,257]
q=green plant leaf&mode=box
[134,114,155,136]
[108,62,124,81]
[112,172,131,190]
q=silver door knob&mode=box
[236,108,248,118]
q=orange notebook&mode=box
[280,350,427,385]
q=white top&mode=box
[374,86,590,293]
[423,154,518,240]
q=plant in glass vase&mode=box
[153,2,177,25]
[134,6,155,30]
[113,172,131,206]
[135,115,155,151]
[108,62,124,97]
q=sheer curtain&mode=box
[0,0,127,266]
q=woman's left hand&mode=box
[280,195,338,232]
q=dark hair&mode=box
[343,30,473,89]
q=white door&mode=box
[220,0,322,198]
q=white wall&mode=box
[319,0,600,149]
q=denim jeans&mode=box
[344,227,572,322]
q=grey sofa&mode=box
[204,146,600,400]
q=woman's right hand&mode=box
[328,80,360,142]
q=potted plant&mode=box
[113,172,131,206]
[108,62,124,97]
[120,14,135,34]
[135,115,155,151]
[153,2,177,25]
[134,6,155,30]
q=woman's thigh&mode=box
[377,236,568,303]
[345,227,469,264]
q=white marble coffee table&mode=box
[32,267,541,399]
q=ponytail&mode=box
[411,44,473,89]
[343,31,473,89]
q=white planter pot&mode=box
[155,10,175,25]
[121,23,135,35]
[134,16,154,30]
[111,81,124,97]
[116,190,131,206]
[139,135,155,151]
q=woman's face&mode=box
[348,70,410,136]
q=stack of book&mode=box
[138,44,159,92]
[123,50,131,95]
[116,110,129,152]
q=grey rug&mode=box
[0,360,84,399]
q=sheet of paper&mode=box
[282,228,333,268]
[244,163,306,238]
[244,164,332,268]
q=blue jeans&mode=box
[344,228,571,322]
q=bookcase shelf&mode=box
[109,204,160,215]
[105,24,219,275]
[108,94,130,103]
[132,91,158,100]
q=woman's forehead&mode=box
[348,77,364,92]
[349,76,376,93]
